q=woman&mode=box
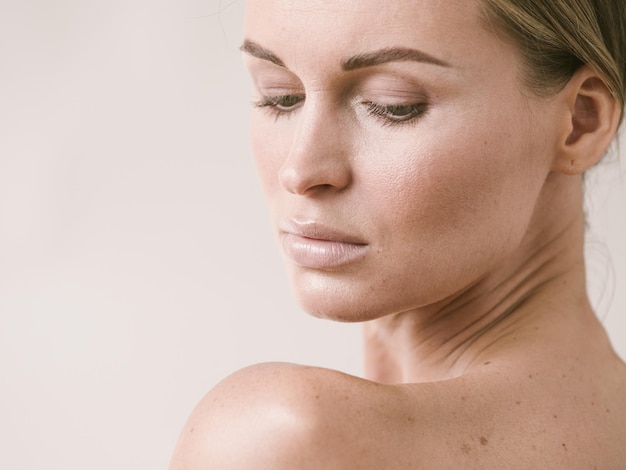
[170,0,626,467]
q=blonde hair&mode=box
[482,0,625,123]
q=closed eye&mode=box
[254,94,305,119]
[364,102,427,126]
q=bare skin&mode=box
[169,0,626,467]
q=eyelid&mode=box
[255,94,305,109]
[352,85,430,127]
[252,82,305,105]
[356,87,429,104]
[247,66,304,119]
[352,71,432,106]
[247,66,303,95]
[364,101,428,126]
[252,93,306,121]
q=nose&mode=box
[278,103,352,196]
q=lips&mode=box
[279,220,369,269]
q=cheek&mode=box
[360,116,544,279]
[250,118,288,200]
[362,135,513,230]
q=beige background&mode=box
[0,1,624,468]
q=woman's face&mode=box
[243,0,561,321]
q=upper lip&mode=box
[280,219,367,245]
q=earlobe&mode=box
[552,66,621,175]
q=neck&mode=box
[362,174,597,384]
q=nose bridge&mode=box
[278,97,352,195]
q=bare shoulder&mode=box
[168,360,626,469]
[168,362,412,469]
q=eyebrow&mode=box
[342,47,449,71]
[240,39,449,71]
[240,40,285,67]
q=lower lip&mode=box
[281,233,368,269]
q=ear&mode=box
[552,66,621,175]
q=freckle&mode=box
[461,395,467,401]
[480,436,488,446]
[606,408,611,414]
[315,394,320,400]
[528,374,533,379]
[562,374,567,378]
[516,400,522,405]
[190,428,194,433]
[484,361,491,365]
[553,414,557,419]
[591,401,595,406]
[562,443,568,451]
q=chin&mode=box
[298,299,378,323]
[288,272,421,324]
[288,275,378,323]
[286,259,488,324]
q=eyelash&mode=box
[253,95,427,126]
[364,101,427,126]
[253,95,305,120]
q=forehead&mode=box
[243,0,491,68]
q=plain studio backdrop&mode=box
[0,1,624,468]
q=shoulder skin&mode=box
[168,362,422,469]
[168,359,626,469]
